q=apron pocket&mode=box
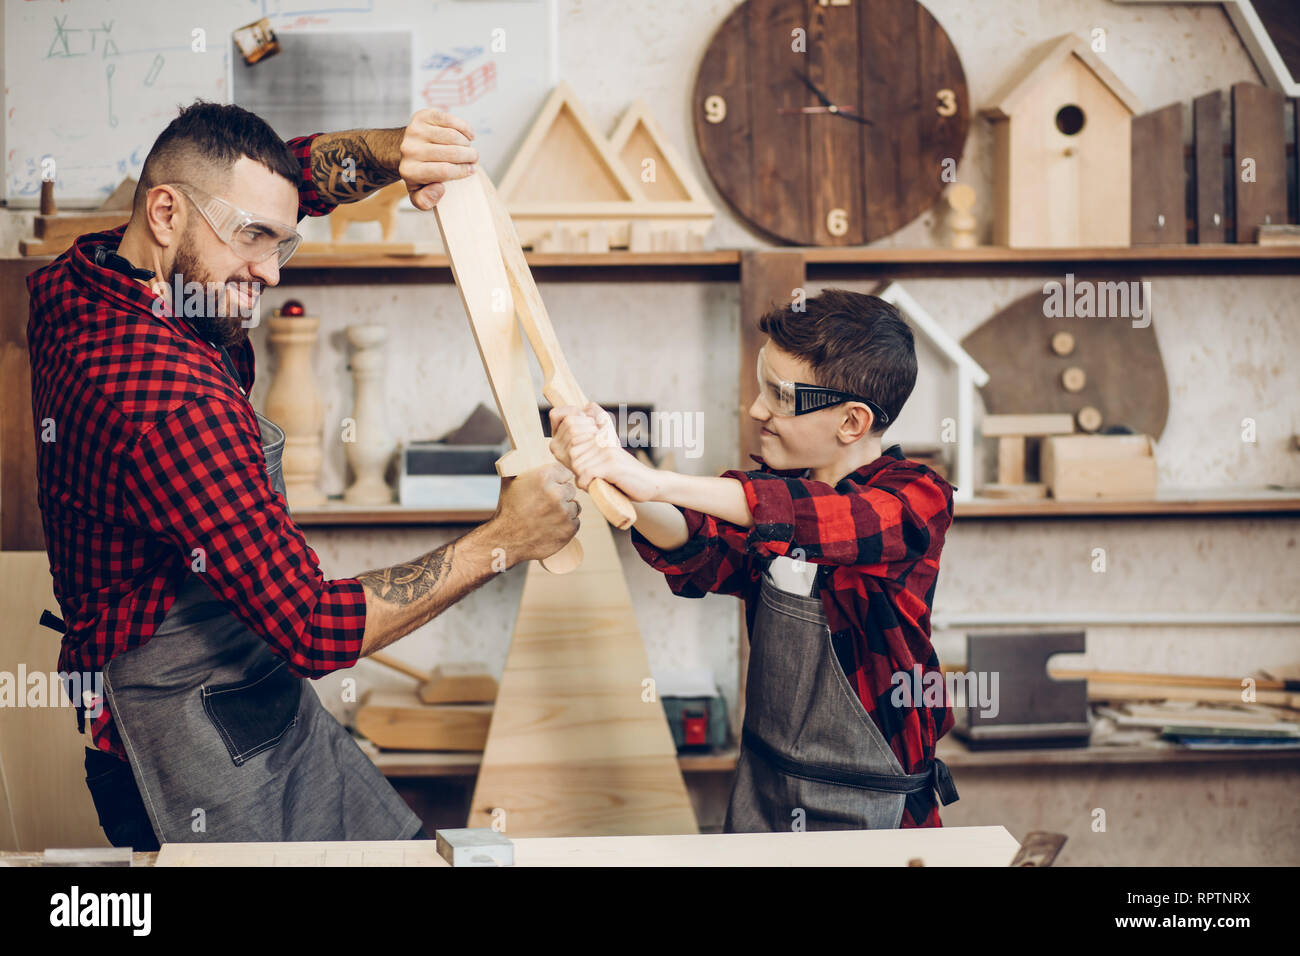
[201,659,302,766]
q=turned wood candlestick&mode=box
[344,323,396,505]
[264,310,326,509]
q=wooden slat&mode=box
[1193,90,1227,242]
[1232,82,1288,242]
[808,0,864,244]
[748,0,811,243]
[692,5,754,226]
[1131,103,1186,244]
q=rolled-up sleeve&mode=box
[286,133,339,220]
[720,467,953,578]
[121,395,366,677]
[630,507,756,600]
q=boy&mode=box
[550,289,959,831]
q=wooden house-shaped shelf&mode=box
[982,34,1144,248]
[497,83,714,252]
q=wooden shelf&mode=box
[274,244,1300,280]
[367,739,1300,778]
[293,489,1300,528]
[294,504,494,526]
[367,746,738,778]
[957,488,1300,518]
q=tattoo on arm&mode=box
[310,130,403,203]
[356,543,455,606]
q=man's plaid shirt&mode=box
[631,446,956,826]
[27,133,367,761]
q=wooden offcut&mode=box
[422,663,498,705]
[981,413,1076,437]
[1130,102,1186,245]
[355,692,491,751]
[1193,90,1227,243]
[1232,82,1288,242]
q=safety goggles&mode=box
[756,345,890,423]
[168,182,302,267]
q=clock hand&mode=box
[789,68,873,125]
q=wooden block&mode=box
[981,413,1075,437]
[1041,434,1157,500]
[355,692,492,751]
[1232,82,1288,242]
[468,496,698,837]
[996,436,1026,484]
[419,663,498,704]
[435,827,514,867]
[1193,90,1226,242]
[1130,102,1186,244]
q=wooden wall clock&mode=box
[694,0,970,245]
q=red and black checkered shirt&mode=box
[631,446,955,826]
[27,133,367,761]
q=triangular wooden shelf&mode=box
[608,99,713,212]
[468,496,698,836]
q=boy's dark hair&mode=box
[758,289,917,434]
[134,100,299,217]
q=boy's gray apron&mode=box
[725,563,959,832]
[101,412,422,844]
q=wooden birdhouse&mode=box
[981,34,1144,247]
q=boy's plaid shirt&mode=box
[26,134,367,761]
[631,446,956,826]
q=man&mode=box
[27,100,579,848]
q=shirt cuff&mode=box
[287,133,339,220]
[721,468,797,557]
[630,507,715,573]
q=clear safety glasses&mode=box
[168,182,302,267]
[756,345,890,423]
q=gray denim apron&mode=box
[100,410,422,844]
[725,561,958,832]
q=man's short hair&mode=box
[758,289,917,434]
[133,100,299,217]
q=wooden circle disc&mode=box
[1050,331,1075,356]
[1061,366,1087,392]
[1077,406,1103,432]
[693,0,969,245]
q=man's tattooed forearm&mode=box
[310,131,402,203]
[357,543,455,606]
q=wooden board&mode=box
[156,825,1020,866]
[468,497,697,837]
[961,286,1169,439]
[1193,90,1227,243]
[421,663,498,704]
[431,174,582,574]
[1232,82,1288,242]
[980,413,1075,437]
[355,692,492,751]
[0,553,110,851]
[1130,102,1186,244]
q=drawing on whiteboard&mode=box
[144,54,165,87]
[46,16,120,59]
[421,46,497,109]
[106,64,118,128]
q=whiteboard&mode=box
[3,0,556,204]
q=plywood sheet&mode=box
[467,499,697,837]
[0,553,109,851]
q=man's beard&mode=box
[170,239,253,349]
